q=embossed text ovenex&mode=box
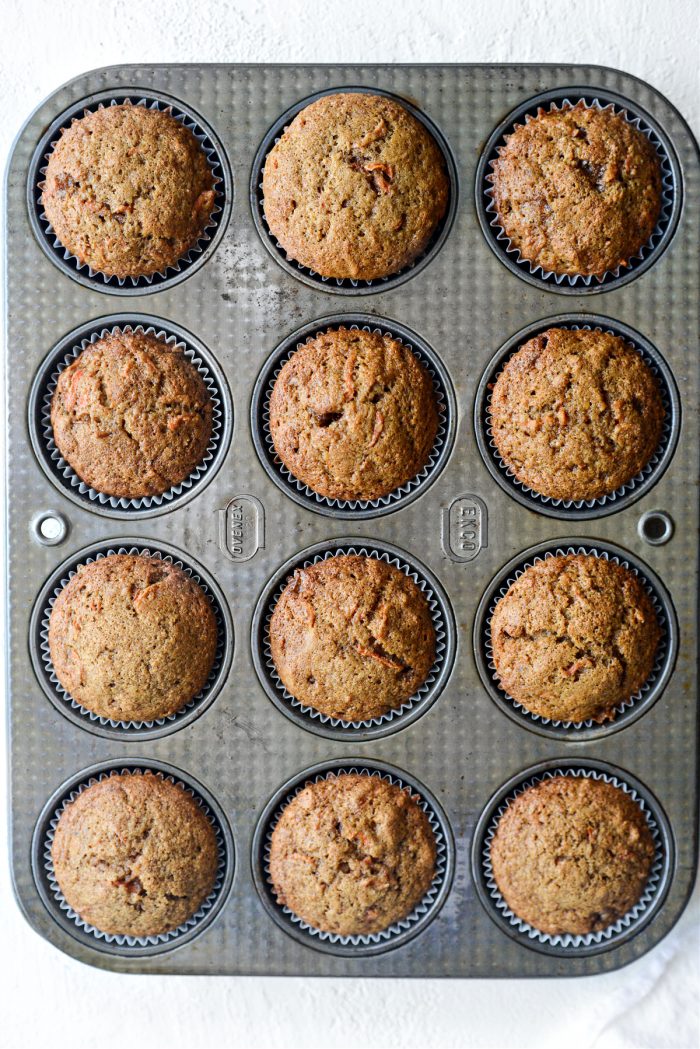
[5,64,699,976]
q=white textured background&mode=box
[1,2,699,1047]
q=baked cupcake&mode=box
[269,554,435,722]
[269,327,439,502]
[489,103,662,276]
[48,553,218,722]
[51,329,213,500]
[51,772,218,937]
[489,328,665,502]
[41,103,216,278]
[269,773,436,935]
[262,93,449,280]
[490,554,660,724]
[490,775,655,935]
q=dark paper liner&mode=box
[30,539,233,741]
[251,539,456,741]
[472,760,673,957]
[32,761,234,957]
[474,314,680,520]
[476,89,682,293]
[250,86,458,295]
[474,540,678,741]
[251,314,456,519]
[252,760,454,956]
[29,315,232,520]
[28,91,232,294]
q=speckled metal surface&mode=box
[5,63,699,977]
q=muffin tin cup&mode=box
[29,539,234,741]
[471,759,674,958]
[28,314,233,520]
[474,314,680,520]
[250,85,459,295]
[252,759,454,957]
[474,539,678,741]
[251,538,456,741]
[475,88,682,293]
[32,760,234,958]
[27,90,233,294]
[251,314,457,519]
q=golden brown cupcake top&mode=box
[269,773,437,935]
[269,327,439,501]
[269,554,436,722]
[262,93,449,280]
[489,327,665,502]
[490,554,660,724]
[51,329,213,500]
[490,103,662,276]
[51,772,219,937]
[48,553,218,722]
[490,775,655,935]
[41,104,215,278]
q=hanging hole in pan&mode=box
[32,511,68,547]
[638,511,674,546]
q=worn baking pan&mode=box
[5,62,699,976]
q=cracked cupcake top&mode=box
[41,103,216,278]
[262,93,449,280]
[48,553,218,723]
[490,553,660,724]
[490,775,655,936]
[269,554,436,722]
[51,329,213,500]
[268,327,439,502]
[269,773,437,935]
[489,327,665,502]
[489,103,662,276]
[51,772,218,937]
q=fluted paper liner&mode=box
[483,544,671,731]
[262,545,449,731]
[39,323,224,512]
[482,767,665,949]
[43,767,228,950]
[37,545,227,732]
[263,766,448,948]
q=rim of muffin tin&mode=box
[473,539,678,741]
[250,85,459,295]
[31,760,234,958]
[474,314,680,520]
[475,87,682,294]
[28,314,233,520]
[251,538,456,741]
[471,759,674,958]
[251,314,457,519]
[27,89,233,295]
[251,758,455,957]
[29,538,234,741]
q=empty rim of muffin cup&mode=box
[251,539,456,741]
[475,88,681,293]
[474,540,678,741]
[472,760,673,957]
[29,315,232,520]
[252,760,454,956]
[27,90,232,295]
[32,761,234,957]
[251,314,456,518]
[250,85,459,295]
[474,314,680,520]
[30,539,234,741]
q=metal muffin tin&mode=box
[5,63,698,977]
